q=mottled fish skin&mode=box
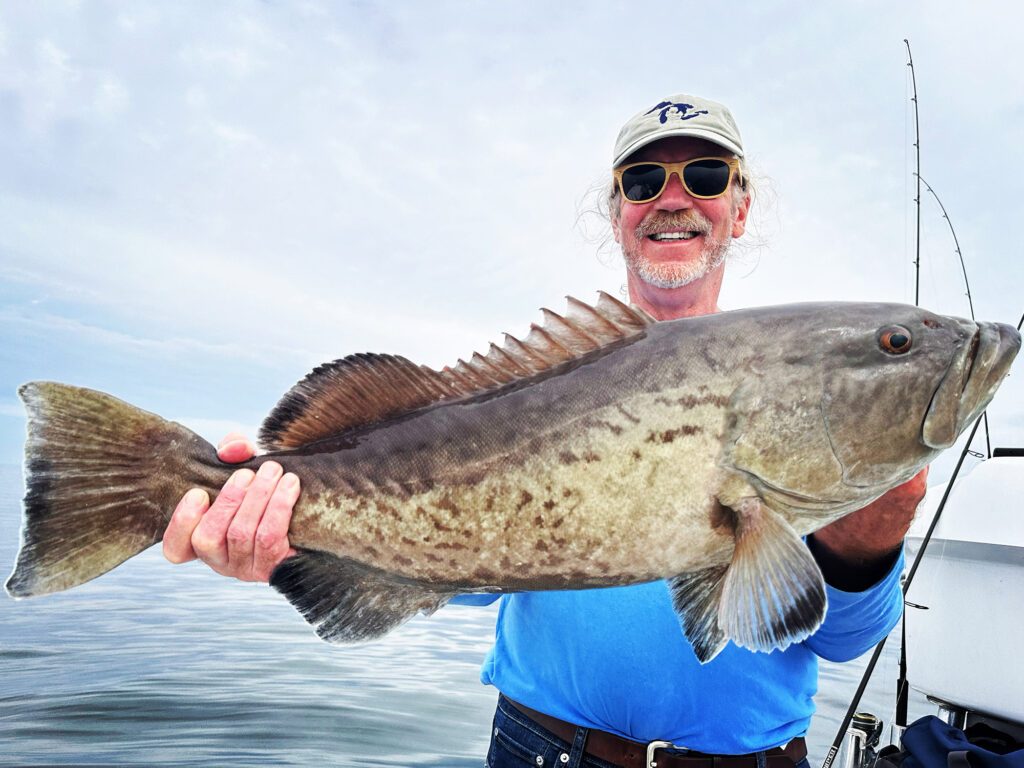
[284,381,737,590]
[6,298,1020,662]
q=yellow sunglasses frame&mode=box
[613,157,742,203]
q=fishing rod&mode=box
[915,175,974,319]
[905,44,989,456]
[915,172,991,458]
[906,39,922,306]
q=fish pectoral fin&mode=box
[718,497,827,655]
[668,498,827,664]
[270,550,455,643]
[668,565,730,663]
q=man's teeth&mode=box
[650,231,699,241]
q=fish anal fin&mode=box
[668,564,730,663]
[718,497,827,655]
[259,294,655,450]
[269,550,454,643]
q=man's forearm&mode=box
[807,467,928,592]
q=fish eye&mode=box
[879,326,912,354]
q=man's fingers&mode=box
[163,488,210,564]
[225,461,283,579]
[252,472,300,582]
[164,444,299,582]
[217,432,256,464]
[191,468,255,570]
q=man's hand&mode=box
[162,432,299,582]
[808,466,928,590]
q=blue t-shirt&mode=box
[454,547,904,754]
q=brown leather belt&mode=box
[505,698,807,768]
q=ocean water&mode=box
[0,464,933,767]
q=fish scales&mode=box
[279,322,739,587]
[5,296,1020,663]
[289,387,731,588]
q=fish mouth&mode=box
[922,320,1021,448]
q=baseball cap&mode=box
[613,94,744,167]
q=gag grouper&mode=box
[5,295,1020,662]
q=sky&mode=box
[1,1,1022,484]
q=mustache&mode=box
[634,210,713,239]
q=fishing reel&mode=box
[843,712,884,768]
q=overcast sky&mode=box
[1,1,1021,482]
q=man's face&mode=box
[611,137,749,290]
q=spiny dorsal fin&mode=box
[436,291,655,392]
[258,292,655,450]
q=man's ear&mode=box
[731,190,751,239]
[611,208,623,244]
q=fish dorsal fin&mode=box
[259,292,654,450]
[435,292,654,392]
[258,353,461,450]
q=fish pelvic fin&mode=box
[668,565,730,663]
[6,382,222,598]
[270,550,455,643]
[670,497,827,663]
[258,292,654,451]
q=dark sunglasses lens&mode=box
[620,164,667,202]
[682,159,731,197]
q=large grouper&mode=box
[5,295,1020,662]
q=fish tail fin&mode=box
[6,381,224,598]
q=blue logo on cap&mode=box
[646,101,709,124]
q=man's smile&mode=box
[649,231,701,241]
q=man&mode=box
[163,93,926,768]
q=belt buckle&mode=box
[646,740,678,768]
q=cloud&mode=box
[178,43,258,78]
[0,307,295,364]
[93,75,129,118]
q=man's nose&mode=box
[655,172,694,210]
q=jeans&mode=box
[484,695,813,768]
[485,695,617,768]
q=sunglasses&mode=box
[613,157,742,203]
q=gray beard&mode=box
[623,211,731,290]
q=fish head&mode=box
[722,303,1020,515]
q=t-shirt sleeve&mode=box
[448,593,502,606]
[803,544,905,662]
